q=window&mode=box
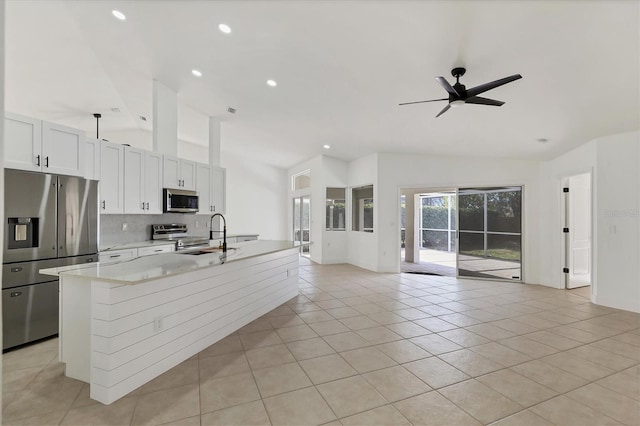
[292,170,310,191]
[326,188,346,231]
[352,185,374,232]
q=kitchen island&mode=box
[41,240,299,405]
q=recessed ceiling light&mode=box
[323,145,331,149]
[191,69,202,77]
[266,80,277,87]
[218,23,231,34]
[112,10,126,21]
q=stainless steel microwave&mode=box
[163,188,199,213]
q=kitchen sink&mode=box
[178,247,236,255]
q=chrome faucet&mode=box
[209,213,227,253]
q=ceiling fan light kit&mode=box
[399,67,522,117]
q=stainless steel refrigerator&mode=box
[3,169,98,350]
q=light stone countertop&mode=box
[42,240,296,285]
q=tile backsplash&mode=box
[100,214,217,249]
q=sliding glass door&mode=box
[293,196,311,257]
[457,187,522,280]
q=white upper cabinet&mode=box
[212,166,226,214]
[100,141,124,214]
[41,121,85,177]
[124,148,164,214]
[84,139,101,180]
[5,113,85,177]
[163,155,196,190]
[196,163,212,214]
[4,112,42,172]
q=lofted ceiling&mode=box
[5,0,639,169]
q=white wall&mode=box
[1,0,5,416]
[321,157,349,264]
[594,132,639,312]
[221,151,288,240]
[347,153,378,271]
[376,153,541,280]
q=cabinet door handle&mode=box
[45,156,49,167]
[36,155,41,166]
[146,202,149,210]
[213,205,216,212]
[142,202,145,210]
[154,249,163,252]
[101,200,106,210]
[109,254,121,258]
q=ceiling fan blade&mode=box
[466,74,522,97]
[436,77,459,97]
[398,98,448,106]
[465,96,505,106]
[435,103,451,118]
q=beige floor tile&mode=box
[286,337,336,360]
[394,308,431,321]
[199,372,261,414]
[263,387,336,426]
[340,347,397,373]
[439,379,522,424]
[341,404,411,426]
[530,395,622,426]
[489,319,541,335]
[252,362,312,397]
[340,315,379,330]
[356,326,403,345]
[309,319,351,336]
[2,410,67,426]
[489,409,554,426]
[240,330,284,350]
[275,324,318,343]
[414,317,459,332]
[438,349,503,377]
[3,375,84,421]
[394,391,481,426]
[591,338,640,361]
[161,415,201,425]
[465,324,516,341]
[567,383,640,425]
[362,365,431,402]
[354,303,387,315]
[568,345,638,370]
[199,351,250,381]
[265,304,296,317]
[1,366,41,395]
[404,357,470,389]
[245,344,296,370]
[299,310,338,323]
[597,370,640,401]
[323,332,371,352]
[139,358,199,395]
[316,299,347,310]
[326,306,362,319]
[438,313,484,327]
[317,376,387,418]
[131,383,200,426]
[511,360,590,393]
[546,325,603,344]
[384,321,431,338]
[61,395,137,425]
[299,354,358,384]
[437,329,491,347]
[498,336,558,358]
[368,311,410,325]
[201,400,270,426]
[540,352,615,381]
[238,318,274,334]
[469,342,531,367]
[611,331,640,347]
[524,330,584,351]
[476,369,557,407]
[410,334,463,355]
[70,383,98,409]
[268,313,306,328]
[375,340,431,363]
[199,334,243,358]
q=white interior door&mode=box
[566,173,592,288]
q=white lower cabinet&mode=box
[137,244,174,256]
[98,248,136,262]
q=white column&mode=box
[208,117,221,167]
[152,80,177,156]
[404,193,415,262]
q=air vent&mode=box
[227,107,237,114]
[111,107,121,113]
[139,115,147,122]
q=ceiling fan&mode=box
[399,67,522,117]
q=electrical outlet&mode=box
[122,223,128,231]
[153,316,163,332]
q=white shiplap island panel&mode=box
[43,241,299,405]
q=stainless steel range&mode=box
[3,169,98,350]
[152,223,210,251]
